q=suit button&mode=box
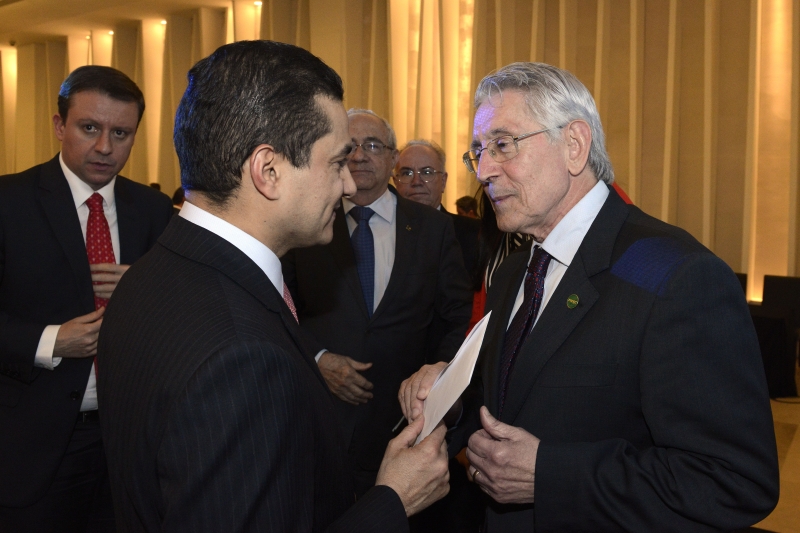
[70,390,80,400]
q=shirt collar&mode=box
[179,201,284,294]
[60,152,116,209]
[343,187,396,224]
[536,180,609,267]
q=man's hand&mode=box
[465,406,539,505]
[318,352,373,405]
[90,263,130,299]
[53,308,105,359]
[376,416,450,517]
[398,361,447,423]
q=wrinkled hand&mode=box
[90,263,130,299]
[318,352,373,405]
[466,406,539,505]
[376,416,450,517]
[53,308,105,358]
[398,361,448,423]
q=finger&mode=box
[74,307,105,323]
[347,384,373,401]
[393,415,424,449]
[348,359,373,371]
[90,263,128,273]
[479,406,511,441]
[333,389,360,406]
[91,272,122,282]
[347,371,373,390]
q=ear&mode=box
[53,114,66,142]
[564,120,592,176]
[247,144,281,201]
[440,172,448,189]
[390,149,400,169]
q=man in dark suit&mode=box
[0,66,173,531]
[283,110,473,498]
[393,140,481,284]
[97,40,450,533]
[400,62,779,531]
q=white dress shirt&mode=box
[508,180,609,329]
[342,188,397,310]
[179,201,284,294]
[33,154,121,411]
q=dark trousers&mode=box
[0,416,115,533]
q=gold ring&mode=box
[473,469,481,481]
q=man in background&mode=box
[393,140,480,282]
[455,196,479,218]
[284,111,472,498]
[0,66,173,532]
[98,41,450,532]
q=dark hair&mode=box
[174,40,345,205]
[455,195,478,214]
[172,186,185,206]
[57,66,145,123]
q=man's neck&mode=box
[349,184,389,206]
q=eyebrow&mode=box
[333,143,354,160]
[353,136,386,144]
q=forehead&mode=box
[66,90,139,123]
[398,145,441,169]
[312,97,350,153]
[473,90,537,139]
[348,113,389,142]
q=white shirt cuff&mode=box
[34,325,62,370]
[315,349,328,363]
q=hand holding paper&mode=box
[402,312,491,445]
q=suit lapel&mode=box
[160,217,330,390]
[37,156,95,311]
[372,195,417,321]
[494,188,630,424]
[328,205,371,319]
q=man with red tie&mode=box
[0,66,173,532]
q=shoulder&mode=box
[609,207,719,296]
[116,176,172,205]
[396,194,452,230]
[0,161,50,195]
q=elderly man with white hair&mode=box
[400,62,779,532]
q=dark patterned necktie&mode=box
[349,206,376,317]
[498,246,552,415]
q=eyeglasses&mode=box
[462,127,553,174]
[394,168,444,184]
[353,141,394,155]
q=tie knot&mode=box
[86,193,104,213]
[527,246,551,276]
[349,206,375,223]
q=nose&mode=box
[94,132,112,155]
[342,166,357,198]
[350,144,369,162]
[475,151,497,184]
[410,170,425,186]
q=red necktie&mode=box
[85,193,116,310]
[283,282,298,323]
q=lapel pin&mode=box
[406,225,412,231]
[566,294,579,309]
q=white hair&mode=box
[400,139,446,168]
[347,108,397,149]
[474,62,614,184]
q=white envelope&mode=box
[415,311,492,445]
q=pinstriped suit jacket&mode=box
[97,217,408,533]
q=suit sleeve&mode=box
[534,254,779,532]
[430,218,473,363]
[157,341,407,533]
[0,215,44,382]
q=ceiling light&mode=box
[254,1,262,5]
[108,31,114,35]
[160,20,167,25]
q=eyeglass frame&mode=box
[462,126,559,174]
[352,140,395,156]
[393,167,445,184]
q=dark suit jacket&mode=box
[283,191,473,477]
[97,217,408,533]
[441,206,480,287]
[454,188,779,532]
[0,154,173,507]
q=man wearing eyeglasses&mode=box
[394,140,481,285]
[400,62,778,531]
[283,109,473,500]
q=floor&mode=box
[753,365,800,533]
